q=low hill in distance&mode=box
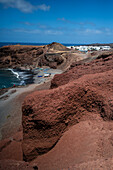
[87,43,113,48]
[0,42,85,70]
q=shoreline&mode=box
[0,67,63,89]
[0,80,50,140]
[0,68,63,140]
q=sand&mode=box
[0,83,47,139]
[0,68,62,140]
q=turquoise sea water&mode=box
[0,69,34,89]
[0,42,83,89]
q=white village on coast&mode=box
[67,45,111,52]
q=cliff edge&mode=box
[22,52,113,169]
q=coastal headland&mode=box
[0,42,88,71]
[0,42,113,169]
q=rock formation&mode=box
[0,45,44,69]
[22,52,113,164]
[0,42,83,70]
[0,48,113,169]
[47,42,70,51]
[51,51,113,88]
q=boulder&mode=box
[22,66,113,161]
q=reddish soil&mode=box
[51,51,113,88]
[22,53,113,163]
[30,121,113,169]
[0,131,23,161]
[0,42,74,69]
[0,160,35,170]
[0,51,113,169]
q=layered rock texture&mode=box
[22,51,113,169]
[0,47,113,169]
[0,45,44,69]
[51,51,113,88]
[0,42,85,70]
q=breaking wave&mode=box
[0,68,34,89]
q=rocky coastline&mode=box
[0,42,92,71]
[0,43,113,169]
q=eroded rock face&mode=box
[0,42,93,70]
[0,45,44,69]
[0,42,70,69]
[22,63,113,161]
[51,51,113,88]
[47,42,70,51]
[0,160,35,170]
[38,53,64,68]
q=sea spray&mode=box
[8,68,20,79]
[0,68,34,89]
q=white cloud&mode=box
[57,17,74,24]
[85,29,102,34]
[37,4,50,11]
[0,0,50,13]
[84,28,113,35]
[58,18,96,27]
[104,28,113,35]
[13,28,41,34]
[45,30,63,35]
[13,28,62,35]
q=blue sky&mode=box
[0,0,113,44]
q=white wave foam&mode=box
[19,80,25,85]
[8,68,20,79]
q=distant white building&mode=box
[101,46,111,50]
[44,73,50,77]
[67,45,111,52]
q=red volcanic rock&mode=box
[51,51,113,88]
[38,53,64,68]
[0,43,71,69]
[0,160,35,170]
[22,67,113,161]
[30,121,113,169]
[0,45,44,68]
[0,131,23,161]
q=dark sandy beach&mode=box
[0,68,62,140]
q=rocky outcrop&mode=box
[0,49,112,169]
[0,45,44,69]
[51,51,113,88]
[47,42,69,51]
[22,53,113,161]
[37,52,64,68]
[0,42,75,69]
[0,42,92,70]
[0,131,23,161]
[0,160,36,170]
[30,121,113,169]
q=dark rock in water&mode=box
[22,52,113,161]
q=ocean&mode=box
[0,42,83,89]
[0,42,83,48]
[0,68,34,89]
